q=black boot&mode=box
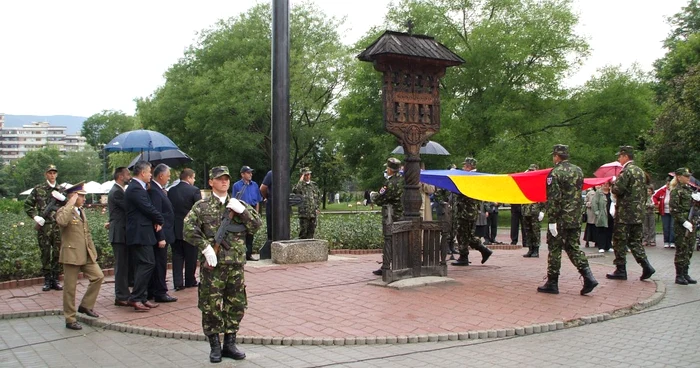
[523,246,534,258]
[42,276,51,292]
[606,264,627,280]
[684,266,697,284]
[476,244,493,264]
[222,333,246,360]
[451,254,470,266]
[208,334,222,363]
[639,259,656,281]
[579,267,598,295]
[537,275,559,294]
[676,264,689,285]
[530,247,539,258]
[51,274,63,291]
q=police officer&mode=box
[537,145,598,295]
[293,167,321,239]
[670,167,697,285]
[184,166,261,363]
[372,157,404,275]
[606,146,656,281]
[522,164,546,258]
[451,157,493,266]
[24,164,65,291]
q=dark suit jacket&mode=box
[168,181,202,240]
[125,179,164,246]
[148,180,176,245]
[107,183,127,244]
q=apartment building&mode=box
[0,113,87,164]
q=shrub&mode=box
[0,198,24,214]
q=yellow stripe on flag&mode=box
[450,175,535,204]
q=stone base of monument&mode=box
[271,239,329,264]
[368,276,456,289]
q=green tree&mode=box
[136,2,348,186]
[81,110,139,148]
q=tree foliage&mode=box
[81,110,139,148]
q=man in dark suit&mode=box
[125,161,164,311]
[168,168,202,290]
[107,167,131,306]
[147,164,177,303]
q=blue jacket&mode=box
[232,179,263,208]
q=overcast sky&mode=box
[0,0,689,117]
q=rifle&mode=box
[42,197,65,219]
[213,209,247,254]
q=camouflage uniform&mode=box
[373,173,404,222]
[611,160,649,266]
[434,188,457,254]
[454,194,482,255]
[522,201,545,249]
[24,180,65,282]
[670,175,694,276]
[293,174,321,239]
[183,194,262,336]
[544,158,589,276]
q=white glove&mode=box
[692,192,700,202]
[202,245,217,267]
[683,221,693,232]
[33,216,45,226]
[51,191,66,201]
[611,176,617,182]
[548,223,558,237]
[538,212,545,222]
[226,198,246,214]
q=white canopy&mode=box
[84,181,104,194]
[99,180,115,193]
[19,182,71,196]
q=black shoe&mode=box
[510,241,517,245]
[579,267,598,295]
[479,247,492,264]
[523,246,534,258]
[483,240,492,245]
[65,322,82,330]
[372,269,383,276]
[684,265,697,284]
[451,255,470,266]
[537,275,559,294]
[530,247,539,258]
[154,294,178,303]
[78,306,99,318]
[606,265,627,280]
[222,333,246,360]
[42,277,51,292]
[174,285,186,291]
[51,279,63,291]
[640,260,655,281]
[208,334,222,363]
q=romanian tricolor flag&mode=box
[420,169,613,204]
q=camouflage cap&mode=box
[527,164,539,171]
[65,181,86,195]
[615,145,634,156]
[210,166,231,179]
[384,158,401,171]
[462,157,477,167]
[300,167,312,174]
[675,167,692,177]
[45,164,58,173]
[550,144,569,157]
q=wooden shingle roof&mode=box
[358,31,464,65]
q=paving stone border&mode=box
[0,280,665,346]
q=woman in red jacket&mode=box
[653,176,675,248]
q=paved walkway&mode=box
[1,239,698,367]
[0,231,659,344]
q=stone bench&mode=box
[271,239,329,264]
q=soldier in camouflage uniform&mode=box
[371,157,404,275]
[522,164,546,258]
[434,185,458,256]
[293,167,321,239]
[670,167,697,285]
[184,166,262,363]
[24,164,66,292]
[537,145,598,295]
[606,146,656,281]
[451,158,493,266]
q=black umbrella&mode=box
[128,149,193,169]
[392,140,450,155]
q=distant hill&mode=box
[3,115,87,134]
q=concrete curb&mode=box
[0,280,666,346]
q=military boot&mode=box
[536,275,559,294]
[579,267,598,295]
[676,264,689,285]
[639,259,656,281]
[684,266,697,284]
[522,246,534,258]
[451,254,470,266]
[476,244,493,264]
[207,334,222,363]
[221,333,246,360]
[42,276,51,292]
[605,265,627,280]
[51,273,63,291]
[530,247,539,258]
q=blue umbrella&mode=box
[104,129,179,152]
